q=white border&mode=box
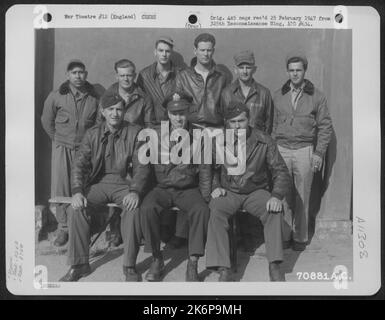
[5,5,381,296]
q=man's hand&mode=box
[71,193,87,210]
[266,197,283,213]
[211,188,227,199]
[311,154,323,172]
[123,192,139,211]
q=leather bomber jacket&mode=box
[41,81,99,149]
[152,125,212,202]
[175,63,229,127]
[213,127,292,199]
[71,121,150,196]
[136,62,181,123]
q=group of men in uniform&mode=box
[41,33,333,282]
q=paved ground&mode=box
[36,220,353,283]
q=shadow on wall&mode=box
[171,51,188,70]
[308,127,337,239]
[35,29,55,205]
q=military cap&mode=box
[100,92,124,109]
[285,50,308,69]
[224,100,249,120]
[234,50,255,66]
[163,92,192,112]
[67,59,86,71]
[156,36,174,47]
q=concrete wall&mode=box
[35,28,352,221]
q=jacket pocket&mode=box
[295,114,315,132]
[277,113,287,124]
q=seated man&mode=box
[60,92,150,282]
[206,101,291,281]
[140,92,211,282]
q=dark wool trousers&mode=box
[206,189,284,269]
[140,187,210,257]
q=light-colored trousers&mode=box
[278,145,314,243]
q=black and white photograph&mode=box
[5,5,381,296]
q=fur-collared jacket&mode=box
[41,81,99,149]
[272,79,333,157]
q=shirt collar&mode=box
[103,123,123,138]
[118,84,142,101]
[152,62,176,80]
[69,84,86,99]
[232,79,259,96]
[290,81,305,92]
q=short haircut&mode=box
[286,57,308,71]
[155,40,173,49]
[194,33,216,48]
[114,59,136,72]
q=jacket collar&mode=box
[281,79,314,96]
[150,61,178,80]
[59,80,98,98]
[231,79,260,96]
[100,121,128,142]
[107,82,144,100]
[188,59,222,78]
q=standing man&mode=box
[175,33,229,128]
[102,59,155,127]
[59,92,150,282]
[206,101,291,281]
[140,93,211,282]
[136,37,187,248]
[137,36,181,123]
[222,50,274,133]
[173,33,229,247]
[221,50,275,251]
[272,51,333,251]
[41,60,99,247]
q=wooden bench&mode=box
[50,197,240,270]
[49,196,119,207]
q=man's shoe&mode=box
[145,258,164,281]
[292,241,307,252]
[59,264,91,282]
[123,266,140,282]
[166,236,187,249]
[53,229,69,247]
[269,262,285,281]
[218,267,232,282]
[186,259,199,282]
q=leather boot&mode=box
[218,267,232,282]
[59,264,91,282]
[269,262,285,281]
[145,257,164,281]
[123,266,140,282]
